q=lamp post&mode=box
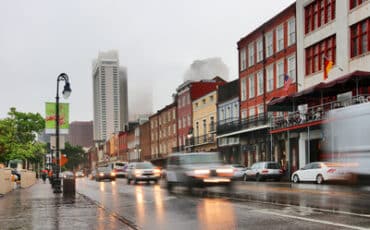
[53,73,71,193]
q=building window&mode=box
[267,65,274,92]
[178,120,182,129]
[187,115,191,126]
[288,17,296,46]
[241,109,247,119]
[287,55,296,80]
[233,103,238,119]
[351,18,369,58]
[249,107,256,118]
[305,35,336,76]
[241,78,247,101]
[276,25,284,52]
[240,48,247,71]
[248,43,255,67]
[350,0,368,9]
[257,38,263,62]
[258,104,264,115]
[257,71,264,96]
[305,0,336,34]
[265,32,273,58]
[249,74,255,98]
[276,60,284,88]
[202,98,206,105]
[210,95,214,102]
[183,117,186,128]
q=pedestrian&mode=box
[41,169,47,183]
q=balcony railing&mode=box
[271,94,370,130]
[172,145,185,152]
[217,114,269,135]
[185,133,216,147]
[209,122,216,133]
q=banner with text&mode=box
[45,102,69,134]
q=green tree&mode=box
[0,107,45,165]
[63,142,86,171]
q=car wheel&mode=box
[316,174,324,184]
[243,174,248,181]
[293,174,299,183]
[256,174,262,182]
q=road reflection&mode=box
[197,198,236,230]
[135,186,145,224]
[153,185,164,223]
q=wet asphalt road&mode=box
[76,178,370,230]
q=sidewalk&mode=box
[0,179,131,230]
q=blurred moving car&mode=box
[108,161,127,178]
[291,162,349,184]
[75,170,85,178]
[165,152,234,191]
[244,161,283,181]
[95,167,116,181]
[229,164,247,180]
[126,162,160,184]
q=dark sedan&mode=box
[95,167,116,181]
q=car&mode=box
[108,161,127,178]
[126,162,160,184]
[89,169,97,180]
[61,171,75,179]
[243,161,283,181]
[75,170,85,178]
[95,167,116,181]
[122,164,129,178]
[291,162,350,184]
[165,152,234,191]
[229,164,247,180]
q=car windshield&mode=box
[180,154,222,165]
[98,167,110,172]
[267,163,281,169]
[115,163,125,167]
[135,162,154,169]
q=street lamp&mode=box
[53,73,71,193]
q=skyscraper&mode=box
[92,50,128,142]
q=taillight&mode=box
[261,169,269,174]
[327,168,336,173]
[279,169,283,174]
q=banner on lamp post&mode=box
[45,102,69,134]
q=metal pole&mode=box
[307,126,310,163]
[54,77,62,193]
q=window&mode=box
[265,32,273,57]
[305,0,336,34]
[276,60,284,88]
[266,65,274,92]
[258,104,264,115]
[195,102,199,108]
[248,43,255,67]
[288,18,296,46]
[173,124,176,134]
[233,103,238,119]
[305,35,336,76]
[173,110,176,120]
[240,48,247,71]
[276,25,284,52]
[210,95,214,102]
[202,98,206,105]
[350,0,368,9]
[257,71,264,96]
[249,107,256,118]
[249,74,255,98]
[178,120,182,129]
[182,117,186,128]
[187,115,191,126]
[351,18,369,58]
[241,109,247,119]
[241,78,247,101]
[287,55,296,80]
[257,38,263,62]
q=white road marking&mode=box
[256,209,369,230]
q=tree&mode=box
[0,107,45,166]
[63,142,86,171]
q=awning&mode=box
[267,71,370,112]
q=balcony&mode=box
[271,94,369,130]
[217,114,269,136]
[172,145,185,152]
[185,133,216,147]
[209,122,216,133]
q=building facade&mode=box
[237,3,297,167]
[149,114,159,159]
[66,121,93,148]
[92,50,128,142]
[139,121,151,161]
[158,103,178,157]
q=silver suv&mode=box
[165,152,234,191]
[126,162,160,184]
[244,161,283,181]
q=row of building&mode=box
[88,0,370,176]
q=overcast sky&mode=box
[0,0,295,122]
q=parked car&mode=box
[229,164,247,180]
[95,167,116,181]
[108,161,127,178]
[165,152,234,191]
[291,162,350,184]
[122,164,129,178]
[126,162,160,184]
[243,161,283,181]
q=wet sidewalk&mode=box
[0,180,131,230]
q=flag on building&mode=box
[284,74,292,92]
[324,57,333,80]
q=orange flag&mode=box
[324,58,333,80]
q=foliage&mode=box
[0,107,46,163]
[63,142,86,171]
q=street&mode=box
[76,178,370,230]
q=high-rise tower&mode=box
[92,50,128,142]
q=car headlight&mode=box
[193,169,210,175]
[135,169,141,176]
[154,169,161,175]
[111,172,116,176]
[99,173,104,177]
[216,168,233,174]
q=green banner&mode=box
[45,102,69,134]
